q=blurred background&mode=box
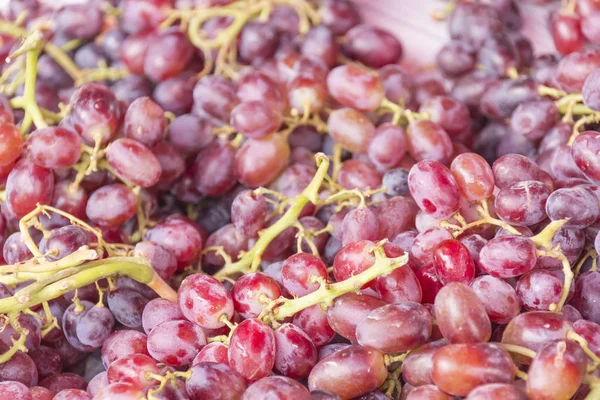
[0,0,560,70]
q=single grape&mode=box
[0,351,38,387]
[356,302,432,353]
[234,133,290,188]
[0,382,32,400]
[342,24,402,68]
[186,362,247,400]
[471,275,521,324]
[337,159,382,191]
[326,292,386,342]
[527,340,586,399]
[107,289,149,329]
[192,139,237,196]
[193,75,239,122]
[327,65,384,112]
[406,119,453,164]
[228,318,276,382]
[281,253,328,297]
[308,345,387,399]
[479,236,537,278]
[546,186,600,228]
[431,343,514,396]
[466,384,527,400]
[341,207,379,246]
[327,107,376,154]
[292,304,336,347]
[402,340,447,387]
[551,12,584,55]
[232,272,281,319]
[39,373,86,393]
[5,159,54,218]
[495,180,550,226]
[101,330,149,368]
[273,323,318,379]
[145,217,203,269]
[408,160,461,220]
[556,49,600,93]
[178,274,234,329]
[230,100,283,139]
[123,97,165,148]
[39,225,90,262]
[0,123,23,166]
[242,376,311,400]
[192,342,229,366]
[107,354,159,389]
[86,184,137,227]
[143,29,194,83]
[147,320,206,367]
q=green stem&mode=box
[22,46,47,131]
[213,154,329,280]
[260,246,409,323]
[0,257,176,314]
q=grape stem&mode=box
[568,112,600,146]
[0,256,176,314]
[441,199,521,237]
[258,244,409,325]
[531,219,569,250]
[568,331,600,373]
[213,153,330,280]
[495,342,537,359]
[537,247,572,313]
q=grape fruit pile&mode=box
[1,0,600,399]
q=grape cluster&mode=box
[0,0,598,399]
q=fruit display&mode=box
[0,0,600,399]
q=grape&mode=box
[87,372,109,396]
[74,304,115,348]
[419,96,470,138]
[101,330,149,368]
[230,190,267,238]
[107,289,148,329]
[0,123,23,166]
[67,83,121,146]
[192,342,229,366]
[466,384,527,400]
[39,225,90,261]
[2,232,31,265]
[153,73,195,115]
[0,351,38,387]
[572,130,600,182]
[287,75,328,115]
[356,302,432,353]
[406,119,453,164]
[107,353,158,389]
[193,76,239,122]
[527,340,586,399]
[236,71,286,112]
[281,253,327,297]
[378,64,413,105]
[337,159,382,191]
[192,140,237,196]
[435,282,491,343]
[556,49,600,93]
[327,65,384,112]
[492,153,551,190]
[203,224,249,267]
[432,343,514,396]
[546,186,600,228]
[318,0,360,35]
[471,275,521,324]
[571,271,600,324]
[144,29,193,83]
[133,241,177,281]
[308,345,387,399]
[326,292,386,342]
[0,382,32,400]
[495,180,550,226]
[178,274,233,329]
[480,77,539,120]
[292,304,336,347]
[367,124,407,172]
[300,25,339,68]
[479,236,537,278]
[5,159,54,218]
[236,21,278,63]
[374,261,422,303]
[327,108,376,154]
[152,141,186,189]
[311,390,342,400]
[46,339,86,368]
[445,153,492,202]
[29,346,62,380]
[341,207,379,246]
[55,3,102,40]
[53,389,92,400]
[510,100,559,141]
[39,373,86,392]
[402,340,447,387]
[186,362,247,400]
[333,240,377,287]
[477,34,519,77]
[437,41,476,78]
[232,272,281,319]
[234,134,290,187]
[145,218,203,269]
[242,376,311,400]
[228,318,276,382]
[406,385,451,400]
[86,184,137,227]
[230,101,282,139]
[449,2,503,48]
[551,12,584,55]
[112,75,152,107]
[123,97,165,148]
[106,138,162,188]
[273,323,318,379]
[375,196,418,240]
[516,269,565,311]
[414,263,445,304]
[582,70,600,111]
[574,320,600,356]
[433,239,476,284]
[412,227,453,264]
[92,382,145,400]
[502,311,573,364]
[147,320,206,367]
[408,160,461,220]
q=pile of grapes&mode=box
[2,0,600,398]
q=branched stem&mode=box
[441,199,521,237]
[213,153,329,280]
[258,245,409,324]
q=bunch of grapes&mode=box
[0,0,599,399]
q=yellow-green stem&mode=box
[259,247,409,323]
[213,153,329,280]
